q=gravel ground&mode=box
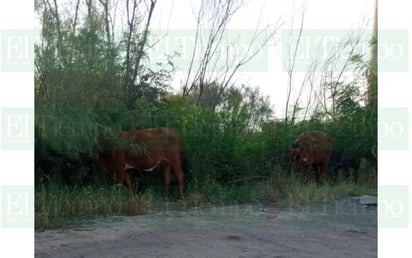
[35,197,377,258]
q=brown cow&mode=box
[96,127,184,199]
[289,131,332,184]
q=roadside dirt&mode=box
[35,197,377,258]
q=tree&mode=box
[366,0,377,115]
[122,0,162,109]
[182,0,281,110]
[34,0,174,184]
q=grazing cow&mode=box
[289,131,332,184]
[96,127,184,199]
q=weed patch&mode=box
[35,168,376,229]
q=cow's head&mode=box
[297,137,318,165]
[290,141,301,161]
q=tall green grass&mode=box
[35,185,153,228]
[36,166,376,229]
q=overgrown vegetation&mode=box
[35,0,377,229]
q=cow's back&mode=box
[120,127,181,151]
[298,131,331,148]
[118,127,182,166]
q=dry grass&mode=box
[35,165,376,229]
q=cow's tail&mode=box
[181,151,192,184]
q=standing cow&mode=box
[96,127,184,199]
[289,131,332,184]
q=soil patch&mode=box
[35,197,377,258]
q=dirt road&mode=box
[35,197,377,258]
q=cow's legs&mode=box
[123,170,133,194]
[161,163,172,200]
[303,164,311,184]
[291,160,304,176]
[114,168,124,186]
[314,164,323,185]
[167,153,185,200]
[171,165,184,200]
[319,160,329,185]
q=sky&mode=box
[30,0,375,116]
[147,0,375,116]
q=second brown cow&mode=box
[289,131,332,184]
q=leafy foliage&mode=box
[35,0,376,193]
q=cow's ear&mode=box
[290,141,299,149]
